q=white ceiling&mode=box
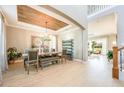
[88,13,117,38]
[51,5,87,28]
[0,5,78,34]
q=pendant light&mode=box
[44,21,51,41]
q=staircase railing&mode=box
[88,5,113,15]
[113,46,124,79]
[118,47,124,72]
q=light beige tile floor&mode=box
[1,55,124,87]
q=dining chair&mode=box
[23,48,29,70]
[58,50,67,63]
[25,50,39,74]
[62,50,67,62]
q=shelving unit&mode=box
[62,39,73,60]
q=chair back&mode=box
[51,49,56,52]
[62,50,67,55]
[28,50,38,61]
[24,48,30,54]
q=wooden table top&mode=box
[22,52,62,58]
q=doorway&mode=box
[88,13,117,61]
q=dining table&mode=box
[22,52,62,58]
[22,51,64,69]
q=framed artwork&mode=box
[31,36,43,48]
[31,36,51,48]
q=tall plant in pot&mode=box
[7,47,22,64]
[106,50,113,62]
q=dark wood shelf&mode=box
[62,39,73,60]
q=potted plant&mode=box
[106,50,113,62]
[7,47,22,64]
[91,41,97,54]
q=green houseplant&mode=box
[106,50,113,62]
[7,47,22,64]
[91,41,97,53]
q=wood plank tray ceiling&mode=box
[17,5,68,31]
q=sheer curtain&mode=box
[0,12,8,85]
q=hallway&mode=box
[2,56,124,87]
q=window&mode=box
[49,35,57,52]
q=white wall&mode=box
[6,26,57,52]
[88,13,116,38]
[82,29,88,61]
[58,28,83,60]
[107,34,117,50]
[116,6,124,48]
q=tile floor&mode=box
[1,55,124,87]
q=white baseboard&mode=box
[73,59,83,62]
